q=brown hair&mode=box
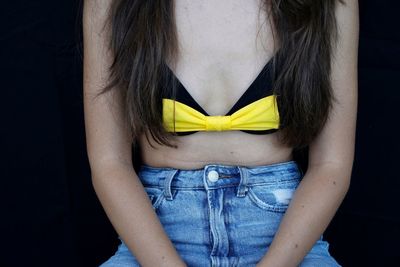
[95,0,345,151]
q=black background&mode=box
[1,1,399,266]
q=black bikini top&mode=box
[162,56,281,136]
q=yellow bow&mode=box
[162,95,280,132]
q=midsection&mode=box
[137,0,292,170]
[138,131,293,170]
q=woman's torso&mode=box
[139,0,294,169]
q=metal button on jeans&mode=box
[207,170,219,182]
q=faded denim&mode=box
[99,160,341,267]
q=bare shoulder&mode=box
[307,0,359,172]
[83,0,133,172]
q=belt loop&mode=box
[236,167,249,197]
[163,169,178,200]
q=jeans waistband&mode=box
[138,160,303,199]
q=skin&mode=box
[140,0,292,169]
[83,0,358,266]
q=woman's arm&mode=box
[83,1,186,266]
[257,1,359,266]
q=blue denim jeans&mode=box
[99,160,341,267]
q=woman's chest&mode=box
[170,0,276,116]
[174,0,268,54]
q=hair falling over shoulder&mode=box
[95,0,346,150]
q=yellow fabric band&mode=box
[162,95,280,132]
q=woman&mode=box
[83,0,358,266]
